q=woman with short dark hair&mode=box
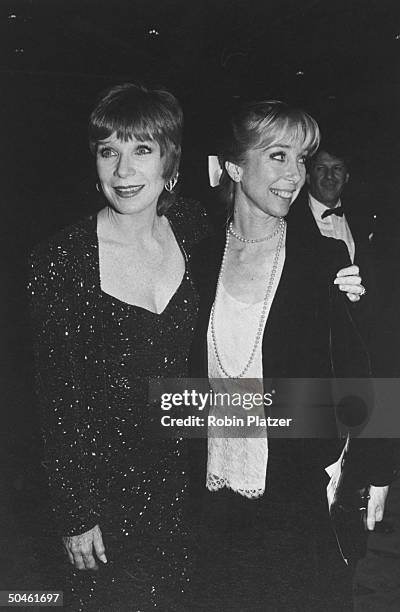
[88,82,182,216]
[29,82,209,610]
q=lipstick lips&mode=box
[270,187,296,200]
[113,185,144,198]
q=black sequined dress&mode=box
[28,198,210,611]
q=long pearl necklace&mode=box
[210,217,286,379]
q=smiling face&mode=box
[307,150,349,208]
[96,133,165,215]
[232,136,308,220]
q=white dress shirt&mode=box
[308,193,355,263]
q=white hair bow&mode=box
[208,155,223,187]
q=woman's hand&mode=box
[366,485,389,531]
[63,524,107,570]
[333,265,366,302]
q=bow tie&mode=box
[321,207,344,219]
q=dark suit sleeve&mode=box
[320,238,395,487]
[352,231,379,348]
[345,439,395,487]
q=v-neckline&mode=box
[96,212,188,316]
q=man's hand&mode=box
[366,485,389,531]
[63,524,107,570]
[334,265,366,302]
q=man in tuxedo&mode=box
[306,148,353,253]
[289,144,399,608]
[288,142,376,342]
[289,143,372,265]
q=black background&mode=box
[1,0,399,593]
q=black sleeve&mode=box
[321,238,395,487]
[28,244,100,536]
[169,196,214,255]
[352,238,379,348]
[345,438,396,487]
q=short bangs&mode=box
[251,104,320,157]
[88,83,183,180]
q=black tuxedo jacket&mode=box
[288,189,377,344]
[288,189,372,277]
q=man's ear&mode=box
[306,173,311,186]
[225,161,242,183]
[345,172,350,184]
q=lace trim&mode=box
[206,473,264,499]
